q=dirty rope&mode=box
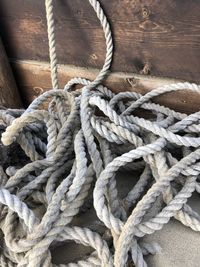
[0,0,200,266]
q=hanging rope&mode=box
[45,0,59,89]
[0,0,200,266]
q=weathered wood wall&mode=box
[0,0,200,111]
[12,60,198,114]
[0,38,22,108]
[0,0,200,113]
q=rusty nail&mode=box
[140,63,151,75]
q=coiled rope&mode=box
[0,0,200,266]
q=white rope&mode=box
[0,0,200,266]
[45,0,59,89]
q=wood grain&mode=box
[0,38,22,108]
[0,0,200,82]
[11,60,200,114]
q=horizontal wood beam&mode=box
[11,60,200,114]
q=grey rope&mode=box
[45,0,59,89]
[0,0,200,266]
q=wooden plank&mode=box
[11,60,200,114]
[0,38,22,108]
[1,1,200,82]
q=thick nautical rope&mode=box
[45,0,59,89]
[0,0,200,267]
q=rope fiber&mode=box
[0,0,200,266]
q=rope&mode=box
[45,0,59,89]
[0,0,200,266]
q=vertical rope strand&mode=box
[45,0,59,89]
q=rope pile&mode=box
[0,0,200,266]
